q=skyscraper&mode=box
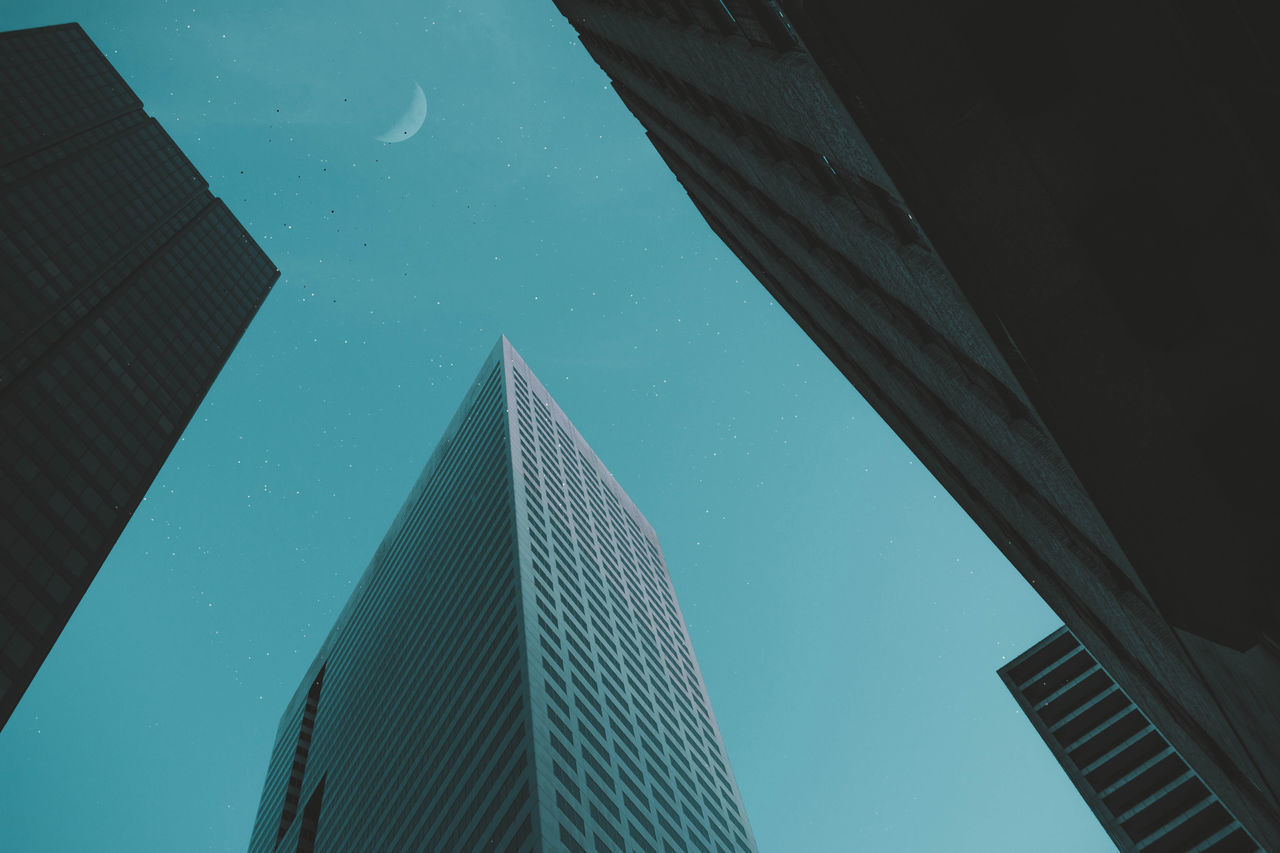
[1001,628,1261,852]
[0,23,279,728]
[547,2,1280,847]
[249,338,756,853]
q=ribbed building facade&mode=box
[548,2,1280,848]
[249,338,756,853]
[1001,628,1261,852]
[0,23,279,729]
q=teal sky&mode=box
[0,2,1113,850]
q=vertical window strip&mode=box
[277,666,325,845]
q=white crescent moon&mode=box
[375,82,427,143]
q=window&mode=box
[277,666,324,845]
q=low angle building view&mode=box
[249,338,756,853]
[1,3,1275,851]
[0,23,278,730]
[549,1,1280,847]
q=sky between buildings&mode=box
[0,2,1114,850]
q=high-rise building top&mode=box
[548,2,1280,848]
[0,23,279,728]
[1001,628,1262,853]
[249,338,756,852]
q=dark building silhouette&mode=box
[1001,627,1261,852]
[548,1,1280,847]
[0,23,278,728]
[249,338,756,853]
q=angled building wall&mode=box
[0,23,279,729]
[546,2,1280,847]
[1002,628,1262,853]
[249,338,756,852]
[249,345,529,851]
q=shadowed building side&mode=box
[782,0,1280,651]
[778,1,1280,842]
[249,338,756,852]
[0,23,279,730]
[547,1,1280,848]
[248,345,532,851]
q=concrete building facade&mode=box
[548,1,1280,847]
[1002,627,1261,852]
[0,23,279,729]
[248,338,756,852]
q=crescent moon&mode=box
[375,82,427,143]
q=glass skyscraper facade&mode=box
[1001,628,1261,853]
[0,23,279,728]
[249,338,756,852]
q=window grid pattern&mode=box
[249,355,534,853]
[0,23,278,729]
[0,24,140,159]
[0,201,277,722]
[1002,629,1262,853]
[1,115,210,355]
[252,341,754,850]
[509,352,756,853]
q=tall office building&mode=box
[249,338,756,853]
[0,23,279,728]
[1001,628,1261,852]
[548,1,1280,848]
